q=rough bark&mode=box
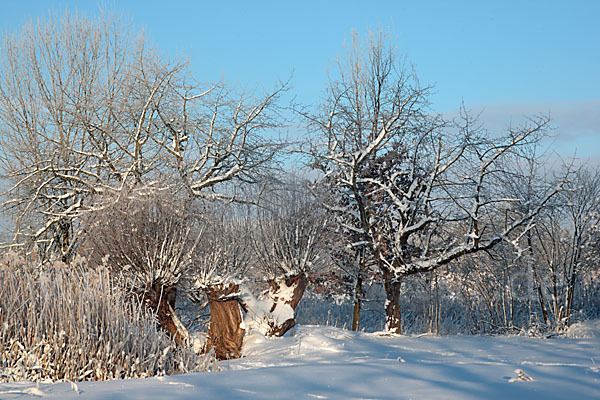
[352,272,363,331]
[266,273,308,337]
[206,284,245,360]
[142,285,189,346]
[384,273,403,334]
[352,300,361,332]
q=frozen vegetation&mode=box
[0,10,599,400]
[0,253,212,383]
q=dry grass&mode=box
[0,252,215,383]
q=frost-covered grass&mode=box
[2,323,599,399]
[0,253,212,383]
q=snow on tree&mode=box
[244,180,330,336]
[306,30,566,333]
[0,12,175,260]
[83,187,196,345]
[183,210,253,360]
[525,166,600,329]
[0,11,286,262]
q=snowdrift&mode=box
[1,324,599,399]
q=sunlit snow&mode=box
[1,322,599,399]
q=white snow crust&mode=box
[1,324,599,399]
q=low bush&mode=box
[0,252,214,383]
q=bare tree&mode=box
[558,167,600,326]
[316,181,375,331]
[326,228,374,332]
[0,12,173,259]
[246,180,329,336]
[153,79,288,203]
[185,212,252,360]
[82,187,196,345]
[306,31,564,333]
[0,11,287,261]
[528,166,600,329]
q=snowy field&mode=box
[1,322,599,399]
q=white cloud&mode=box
[442,99,600,164]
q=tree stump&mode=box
[206,284,245,360]
[266,273,308,337]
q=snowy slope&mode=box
[1,323,599,399]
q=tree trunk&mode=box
[58,218,72,263]
[534,276,549,325]
[564,277,576,328]
[206,284,244,360]
[551,270,562,325]
[142,284,189,346]
[352,257,366,332]
[528,234,549,326]
[384,273,402,334]
[352,299,361,332]
[277,273,308,310]
[266,273,308,337]
[352,272,362,331]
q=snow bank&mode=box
[2,325,599,399]
[567,319,600,338]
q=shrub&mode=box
[0,252,214,383]
[82,188,197,344]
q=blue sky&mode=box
[1,0,599,162]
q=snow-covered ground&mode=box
[2,322,599,399]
